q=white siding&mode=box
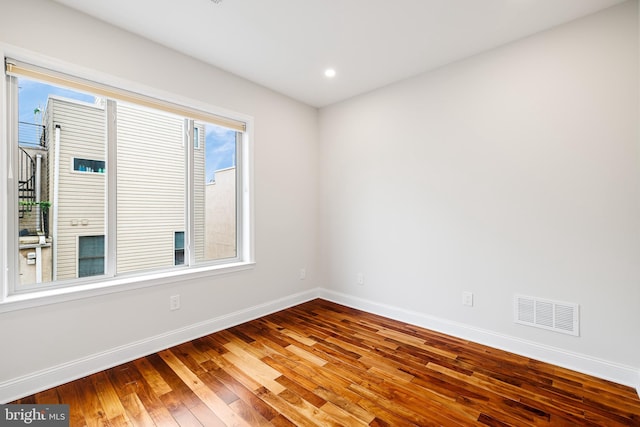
[47,100,209,276]
[115,103,185,273]
[49,98,106,280]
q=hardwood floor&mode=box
[12,299,640,426]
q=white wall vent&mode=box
[514,295,579,336]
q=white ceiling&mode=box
[52,0,626,108]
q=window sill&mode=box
[0,261,255,313]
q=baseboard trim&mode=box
[318,289,640,396]
[0,288,318,403]
[2,287,639,402]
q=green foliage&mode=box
[19,200,51,212]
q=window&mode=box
[3,58,252,298]
[174,232,185,265]
[78,235,105,277]
[194,126,200,149]
[73,158,105,173]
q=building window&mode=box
[3,58,252,297]
[78,235,105,277]
[73,158,105,173]
[194,126,200,149]
[174,232,185,265]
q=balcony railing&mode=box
[17,121,46,232]
[18,147,35,219]
[18,121,46,148]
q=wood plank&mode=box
[158,390,198,426]
[159,349,252,427]
[132,356,173,396]
[89,371,132,426]
[111,361,179,427]
[222,341,286,394]
[118,392,157,426]
[284,344,327,367]
[55,381,89,427]
[208,366,280,422]
[228,398,273,426]
[255,387,319,427]
[313,386,376,425]
[74,377,110,427]
[34,388,60,405]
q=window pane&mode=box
[174,231,184,249]
[174,231,184,265]
[116,102,185,273]
[195,123,237,262]
[78,258,105,277]
[16,77,105,287]
[174,249,185,266]
[78,235,105,277]
[194,127,200,149]
[73,158,105,173]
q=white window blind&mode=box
[5,58,246,132]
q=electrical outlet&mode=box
[462,292,473,307]
[357,273,364,285]
[299,268,306,280]
[170,295,180,311]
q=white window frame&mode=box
[0,47,255,312]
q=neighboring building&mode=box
[44,96,106,280]
[18,95,232,285]
[113,102,196,275]
[205,167,236,260]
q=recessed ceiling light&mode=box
[324,68,336,78]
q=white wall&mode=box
[320,0,639,373]
[0,0,319,398]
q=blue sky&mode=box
[204,125,236,183]
[18,79,94,123]
[18,78,236,182]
